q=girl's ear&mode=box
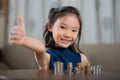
[48,24,52,32]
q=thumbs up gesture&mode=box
[9,15,26,45]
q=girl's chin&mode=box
[55,42,71,48]
[58,44,70,48]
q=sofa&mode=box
[80,44,120,72]
[0,50,10,70]
[0,44,120,72]
[0,45,38,70]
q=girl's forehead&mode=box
[55,15,80,27]
[58,14,78,20]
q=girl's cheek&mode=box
[73,35,78,40]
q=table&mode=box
[0,69,120,80]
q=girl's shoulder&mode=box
[80,53,88,60]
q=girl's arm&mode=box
[22,37,50,69]
[9,15,50,69]
[22,37,46,53]
[9,15,45,54]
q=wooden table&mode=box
[0,69,120,80]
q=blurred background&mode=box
[0,0,120,47]
[0,0,120,71]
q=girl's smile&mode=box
[60,38,72,44]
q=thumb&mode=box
[18,15,25,28]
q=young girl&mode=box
[9,6,88,70]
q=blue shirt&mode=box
[46,47,81,70]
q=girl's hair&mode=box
[43,6,82,53]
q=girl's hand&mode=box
[9,15,26,46]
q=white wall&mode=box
[0,16,5,48]
[98,0,114,43]
[7,0,120,45]
[81,0,98,44]
[115,0,120,43]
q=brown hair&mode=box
[43,6,82,53]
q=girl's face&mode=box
[48,15,80,48]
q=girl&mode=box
[9,6,88,70]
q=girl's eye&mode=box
[72,29,78,32]
[60,26,65,29]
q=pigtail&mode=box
[48,8,56,22]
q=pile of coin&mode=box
[54,61,64,74]
[67,62,73,75]
[90,65,102,75]
[76,63,82,73]
[54,61,74,75]
[54,61,101,75]
[54,61,82,75]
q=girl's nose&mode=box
[64,31,71,38]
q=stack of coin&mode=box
[54,61,64,74]
[90,65,102,75]
[96,65,102,75]
[72,67,79,75]
[59,62,64,74]
[76,62,82,74]
[54,61,60,74]
[85,63,90,75]
[98,65,102,74]
[90,65,96,74]
[67,62,73,75]
[54,62,57,74]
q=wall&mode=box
[7,0,120,45]
[0,15,5,49]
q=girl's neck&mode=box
[51,46,69,49]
